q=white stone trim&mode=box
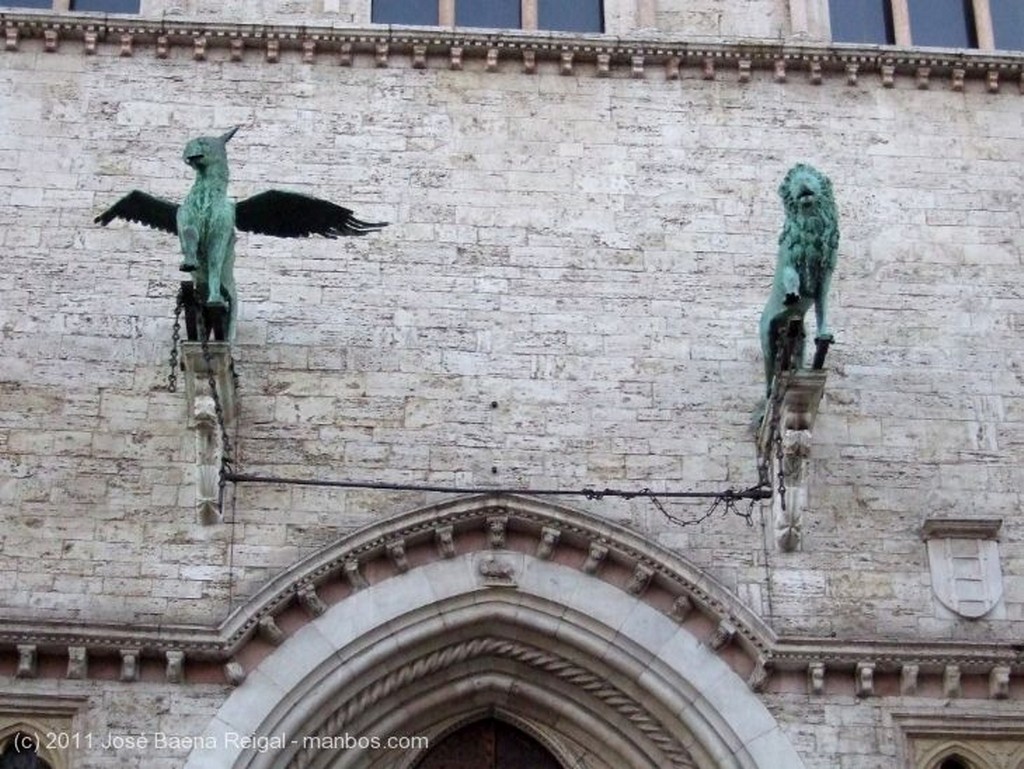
[184,553,804,769]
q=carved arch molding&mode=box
[185,494,803,769]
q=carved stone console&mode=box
[181,342,236,524]
[756,370,827,551]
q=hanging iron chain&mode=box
[769,324,792,512]
[167,286,184,393]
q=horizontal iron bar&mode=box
[224,472,772,501]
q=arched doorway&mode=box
[413,718,563,769]
[186,494,808,769]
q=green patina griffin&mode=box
[96,128,387,339]
[759,163,840,396]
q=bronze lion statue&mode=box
[759,163,839,397]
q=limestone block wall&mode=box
[0,22,1022,646]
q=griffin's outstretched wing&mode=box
[94,190,179,234]
[235,190,388,239]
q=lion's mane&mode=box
[777,164,839,300]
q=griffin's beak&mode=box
[185,154,203,167]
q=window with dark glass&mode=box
[456,0,520,29]
[990,0,1024,50]
[0,0,53,8]
[828,0,895,44]
[371,0,439,26]
[69,0,141,11]
[538,0,604,33]
[907,0,977,47]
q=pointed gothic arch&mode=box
[185,494,804,769]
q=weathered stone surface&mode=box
[1,3,1023,768]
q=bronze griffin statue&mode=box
[96,127,387,339]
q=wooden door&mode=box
[414,718,562,769]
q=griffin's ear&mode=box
[220,126,241,145]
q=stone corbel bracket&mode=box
[181,341,236,429]
[756,369,827,552]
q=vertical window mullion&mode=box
[971,0,995,48]
[522,0,537,31]
[890,0,912,44]
[439,0,454,26]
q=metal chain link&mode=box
[167,286,184,392]
[769,324,792,511]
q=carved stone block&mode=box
[411,44,426,69]
[258,615,286,645]
[581,542,608,574]
[43,29,58,53]
[120,649,139,682]
[449,46,463,70]
[120,34,133,58]
[748,657,770,692]
[181,342,237,430]
[626,563,654,596]
[16,645,37,678]
[477,554,517,586]
[900,663,919,695]
[224,660,246,686]
[855,661,875,698]
[535,526,560,560]
[343,558,368,591]
[757,370,827,552]
[435,524,455,558]
[523,49,536,74]
[67,647,87,680]
[386,539,409,572]
[375,42,388,68]
[560,51,574,76]
[297,584,327,617]
[166,650,185,684]
[708,620,736,651]
[630,54,644,79]
[808,662,825,695]
[989,665,1010,699]
[669,594,694,622]
[485,48,499,72]
[266,38,280,63]
[943,664,961,698]
[302,38,316,64]
[486,514,508,549]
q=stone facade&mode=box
[0,1,1022,767]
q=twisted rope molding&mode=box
[286,636,696,769]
